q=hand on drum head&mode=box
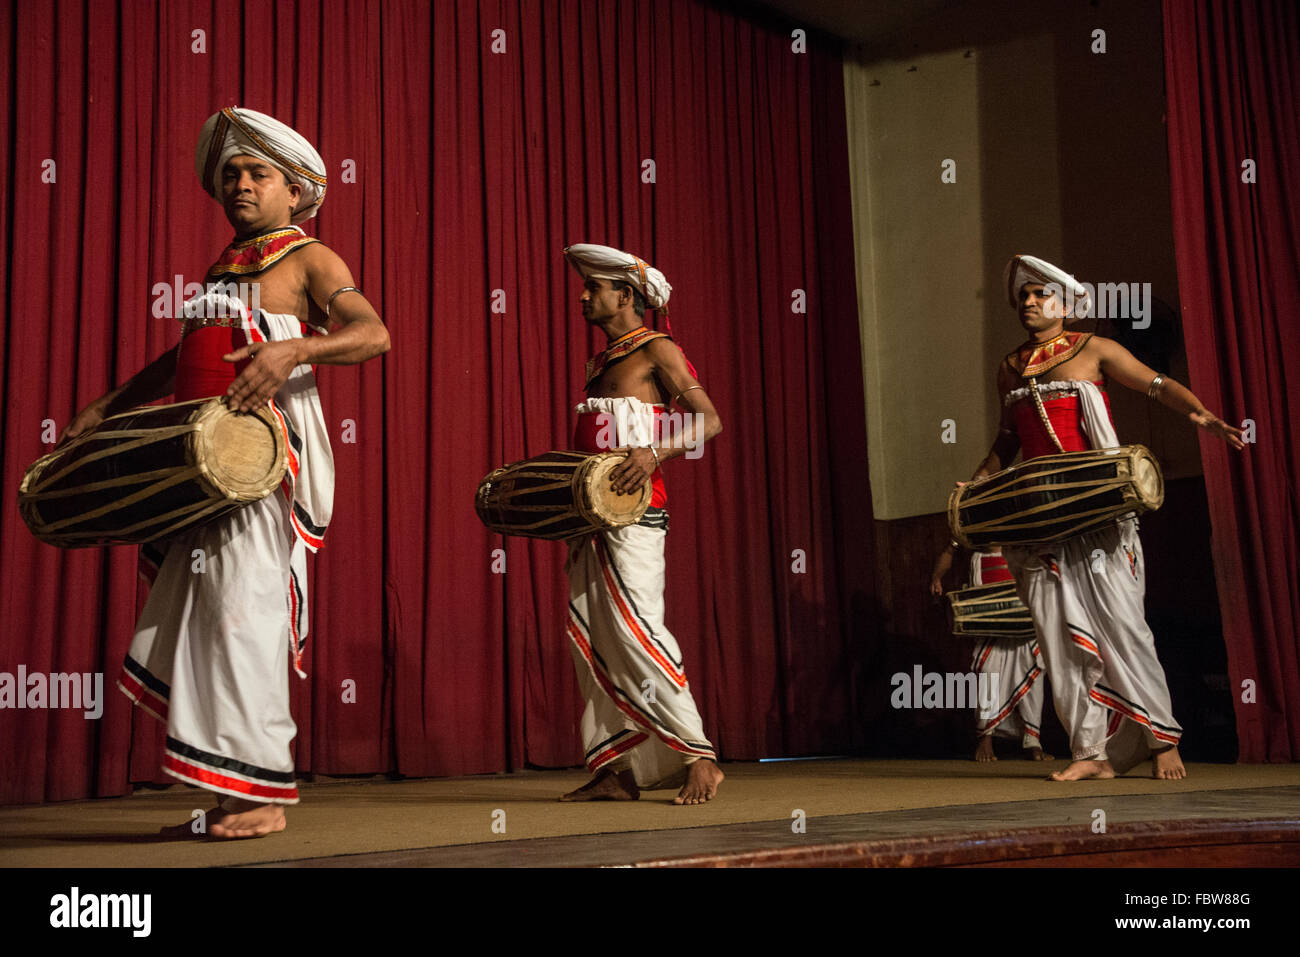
[608,447,656,495]
[223,340,302,413]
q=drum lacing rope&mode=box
[1027,375,1067,454]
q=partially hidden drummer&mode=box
[929,543,1052,764]
[959,254,1243,783]
[61,107,389,839]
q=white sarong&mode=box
[565,397,715,788]
[1002,380,1182,768]
[968,553,1046,749]
[117,309,333,804]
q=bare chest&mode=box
[587,352,664,403]
[241,258,322,326]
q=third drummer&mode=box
[962,254,1243,782]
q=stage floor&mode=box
[2,759,1297,867]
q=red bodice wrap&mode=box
[175,326,250,402]
[174,225,322,402]
[978,553,1014,584]
[1011,383,1111,460]
[573,408,668,509]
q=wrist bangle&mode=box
[645,445,661,470]
[1147,373,1165,399]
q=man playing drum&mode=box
[963,254,1243,782]
[62,107,389,837]
[557,244,725,805]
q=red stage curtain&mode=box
[1162,0,1300,761]
[0,1,874,803]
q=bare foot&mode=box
[1049,758,1115,781]
[560,769,639,801]
[1152,745,1186,780]
[208,799,286,839]
[673,760,724,805]
[159,799,286,840]
[975,736,997,762]
[1026,747,1055,761]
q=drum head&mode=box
[197,404,287,500]
[1130,446,1165,510]
[578,453,652,527]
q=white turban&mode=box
[563,243,671,310]
[1004,253,1091,319]
[196,107,327,224]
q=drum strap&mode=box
[1027,376,1067,454]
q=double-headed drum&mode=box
[475,450,651,541]
[948,445,1163,550]
[946,581,1035,640]
[19,397,287,548]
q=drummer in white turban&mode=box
[66,106,389,839]
[1003,253,1094,321]
[957,253,1243,783]
[563,242,673,311]
[196,106,327,225]
[555,243,725,805]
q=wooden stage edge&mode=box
[636,817,1300,868]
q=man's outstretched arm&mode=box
[1094,337,1245,450]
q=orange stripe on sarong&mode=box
[566,617,712,759]
[595,539,687,688]
[1088,689,1180,744]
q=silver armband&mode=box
[326,286,362,319]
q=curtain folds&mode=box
[1161,0,1300,761]
[0,0,874,803]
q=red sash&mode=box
[175,327,250,401]
[978,553,1014,584]
[1011,387,1113,459]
